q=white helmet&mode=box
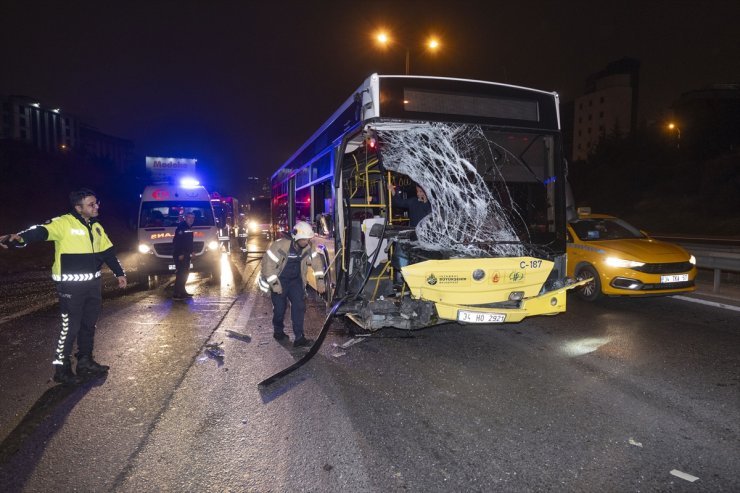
[292,221,314,240]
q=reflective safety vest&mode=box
[18,212,125,281]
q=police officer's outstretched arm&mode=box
[1,220,52,249]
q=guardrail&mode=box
[654,238,740,294]
[685,247,740,293]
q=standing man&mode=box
[0,188,127,385]
[172,211,195,300]
[258,221,326,347]
[390,182,432,227]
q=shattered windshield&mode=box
[377,123,561,258]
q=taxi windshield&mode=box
[570,218,644,241]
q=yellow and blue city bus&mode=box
[270,73,586,330]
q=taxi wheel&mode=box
[576,265,602,301]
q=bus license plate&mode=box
[661,274,688,283]
[457,310,506,323]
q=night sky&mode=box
[2,0,738,198]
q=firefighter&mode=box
[0,188,127,385]
[258,221,326,347]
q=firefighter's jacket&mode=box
[16,211,125,282]
[259,237,325,294]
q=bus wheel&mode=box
[575,265,601,301]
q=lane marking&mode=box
[672,295,740,313]
[670,469,699,482]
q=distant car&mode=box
[567,210,697,301]
[245,215,271,238]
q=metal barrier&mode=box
[685,247,740,293]
[656,239,740,294]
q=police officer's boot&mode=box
[53,359,83,385]
[76,354,110,378]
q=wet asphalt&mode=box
[0,237,738,492]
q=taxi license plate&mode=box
[457,310,506,323]
[661,274,688,283]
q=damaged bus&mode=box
[270,73,587,331]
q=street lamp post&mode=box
[375,31,440,75]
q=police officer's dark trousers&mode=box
[54,278,102,364]
[270,276,306,341]
[174,255,190,296]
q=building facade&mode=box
[1,95,78,152]
[1,95,133,172]
[572,58,640,161]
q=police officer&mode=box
[258,221,326,347]
[172,211,195,300]
[0,188,127,385]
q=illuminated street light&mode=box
[667,122,681,149]
[374,30,441,75]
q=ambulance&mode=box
[135,180,221,284]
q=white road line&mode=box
[673,295,740,312]
[670,469,699,482]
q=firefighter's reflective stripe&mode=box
[311,251,321,258]
[257,275,271,293]
[266,249,280,263]
[266,275,279,286]
[52,271,101,282]
[313,270,325,278]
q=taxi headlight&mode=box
[605,257,645,268]
[138,244,151,254]
[689,255,696,265]
[208,240,220,251]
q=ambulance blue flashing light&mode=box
[180,177,200,189]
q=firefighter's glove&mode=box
[315,279,326,295]
[271,282,283,295]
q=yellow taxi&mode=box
[567,209,697,301]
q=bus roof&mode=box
[272,73,561,180]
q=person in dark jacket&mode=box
[172,211,195,300]
[389,182,432,227]
[0,188,127,385]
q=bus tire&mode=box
[575,264,601,301]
